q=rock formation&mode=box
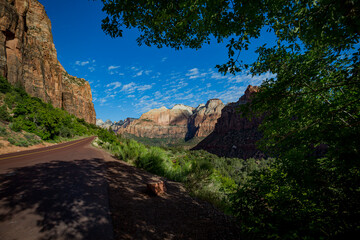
[0,0,96,123]
[96,118,137,131]
[193,85,265,159]
[186,99,224,140]
[118,105,194,139]
[118,101,225,140]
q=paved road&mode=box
[0,137,114,240]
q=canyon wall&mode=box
[0,0,96,123]
[193,85,265,159]
[118,100,225,140]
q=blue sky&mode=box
[39,0,276,121]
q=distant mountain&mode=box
[96,118,137,131]
[193,85,265,159]
[117,99,225,141]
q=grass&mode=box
[122,133,205,149]
[95,136,272,215]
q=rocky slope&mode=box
[118,100,225,140]
[0,0,96,123]
[193,85,265,159]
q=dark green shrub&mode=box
[14,138,29,147]
[0,76,11,93]
[59,126,74,138]
[24,133,41,145]
[0,126,7,136]
[0,105,11,121]
[136,147,167,175]
[7,137,16,145]
[9,121,22,132]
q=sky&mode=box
[39,0,277,122]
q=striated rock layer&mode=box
[0,0,96,123]
[193,85,265,159]
[118,100,225,140]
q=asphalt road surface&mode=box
[0,137,114,240]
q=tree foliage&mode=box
[100,0,360,238]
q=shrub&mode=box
[0,126,7,136]
[24,133,41,145]
[59,126,74,138]
[9,120,22,132]
[14,138,29,147]
[136,147,168,175]
[0,76,11,93]
[0,105,11,121]
[7,137,16,145]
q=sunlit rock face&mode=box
[118,100,225,140]
[186,99,225,140]
[193,85,265,159]
[0,0,96,123]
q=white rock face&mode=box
[172,104,194,115]
[195,104,206,112]
[96,119,105,126]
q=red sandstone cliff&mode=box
[193,85,265,159]
[0,0,96,123]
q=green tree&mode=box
[100,0,360,238]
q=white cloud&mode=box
[108,65,120,70]
[161,57,168,62]
[75,60,90,66]
[186,68,200,79]
[134,70,143,77]
[106,81,122,90]
[211,72,228,80]
[99,98,107,104]
[186,68,208,79]
[137,84,152,91]
[88,66,95,72]
[121,82,152,93]
[134,97,163,113]
[121,82,136,92]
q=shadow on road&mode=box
[0,158,113,240]
[106,160,241,240]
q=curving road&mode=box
[0,137,114,240]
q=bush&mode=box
[0,76,11,93]
[14,138,29,147]
[9,121,22,132]
[0,105,11,121]
[0,126,7,136]
[136,147,168,175]
[59,126,74,138]
[24,133,41,145]
[7,137,16,145]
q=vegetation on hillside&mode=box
[95,134,272,214]
[101,0,360,238]
[122,132,204,149]
[0,76,98,143]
